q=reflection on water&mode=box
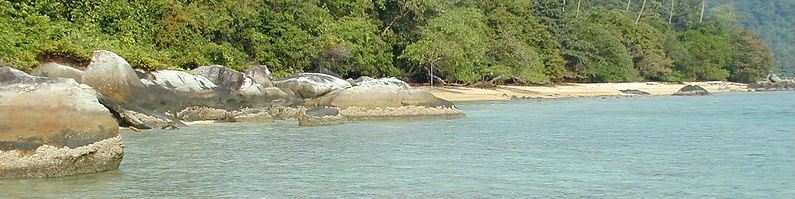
[1,92,794,198]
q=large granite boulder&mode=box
[193,65,269,98]
[767,74,786,83]
[322,77,453,108]
[273,73,351,98]
[143,70,218,94]
[246,65,274,87]
[0,67,123,178]
[82,50,147,104]
[192,65,246,91]
[307,77,464,120]
[673,85,711,96]
[31,62,84,83]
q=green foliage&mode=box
[401,7,487,83]
[710,0,794,76]
[0,0,784,84]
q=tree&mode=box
[400,7,487,84]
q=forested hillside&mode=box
[0,0,780,84]
[708,0,794,76]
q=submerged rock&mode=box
[298,107,347,126]
[673,85,711,96]
[0,67,123,178]
[273,73,351,98]
[31,62,84,83]
[0,136,124,178]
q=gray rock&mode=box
[673,85,711,96]
[0,136,123,178]
[238,77,268,97]
[620,89,651,95]
[246,65,274,87]
[82,50,147,104]
[273,73,351,98]
[31,62,84,83]
[305,107,340,117]
[268,106,304,121]
[303,77,465,121]
[0,67,119,150]
[192,65,246,91]
[96,92,154,129]
[352,76,374,84]
[354,77,410,88]
[193,65,269,98]
[1,66,49,84]
[0,67,122,178]
[177,106,235,122]
[312,77,452,109]
[232,108,274,123]
[768,74,784,83]
[298,107,347,126]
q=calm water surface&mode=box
[2,92,793,198]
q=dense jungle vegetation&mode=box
[0,0,790,84]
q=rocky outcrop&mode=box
[0,67,123,178]
[749,82,795,91]
[77,53,290,128]
[31,62,84,83]
[312,77,454,109]
[82,50,147,104]
[673,85,711,96]
[749,74,795,91]
[273,73,351,98]
[306,77,464,121]
[18,50,465,133]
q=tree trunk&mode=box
[576,0,581,18]
[668,0,675,24]
[699,0,706,22]
[427,57,442,87]
[636,0,646,24]
[626,0,631,12]
[563,0,566,12]
[379,6,409,36]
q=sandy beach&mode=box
[422,81,751,102]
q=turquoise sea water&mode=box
[1,92,793,198]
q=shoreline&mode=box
[421,81,752,102]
